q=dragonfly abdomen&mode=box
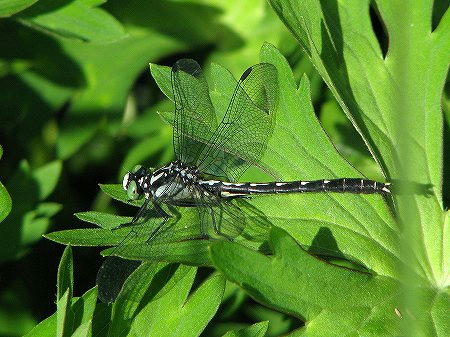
[200,178,391,196]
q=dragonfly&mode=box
[97,59,391,302]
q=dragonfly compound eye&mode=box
[122,173,130,190]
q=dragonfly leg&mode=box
[111,198,151,231]
[145,202,170,243]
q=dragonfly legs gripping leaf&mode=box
[145,202,171,243]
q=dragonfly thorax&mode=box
[123,161,203,204]
[149,161,202,204]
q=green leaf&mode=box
[0,0,38,17]
[223,321,269,337]
[129,268,225,336]
[47,195,214,264]
[268,0,447,271]
[75,211,132,230]
[71,320,91,337]
[100,239,211,266]
[108,263,192,335]
[101,263,225,336]
[257,43,399,274]
[0,144,11,223]
[24,310,56,337]
[45,228,128,247]
[15,0,126,42]
[56,289,70,337]
[57,246,73,301]
[266,1,449,334]
[211,227,401,336]
[45,225,212,266]
[149,63,173,101]
[0,181,11,223]
[56,247,74,336]
[25,286,97,336]
[71,286,97,330]
[147,43,448,334]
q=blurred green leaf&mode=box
[55,37,182,158]
[32,159,62,199]
[203,0,296,75]
[211,227,401,336]
[55,0,253,159]
[126,100,173,138]
[0,0,38,17]
[0,179,11,224]
[0,286,37,336]
[223,321,269,337]
[15,0,126,42]
[0,145,11,223]
[22,202,63,246]
[320,98,383,181]
[0,160,62,262]
[120,134,171,179]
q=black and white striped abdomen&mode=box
[198,178,391,197]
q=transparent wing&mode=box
[196,63,278,181]
[96,257,141,303]
[172,59,217,165]
[193,186,246,240]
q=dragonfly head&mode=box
[122,165,148,200]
